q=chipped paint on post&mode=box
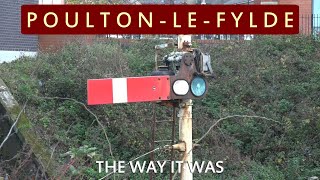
[178,99,193,180]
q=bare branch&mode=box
[37,96,115,161]
[196,115,282,144]
[170,114,281,179]
[0,101,28,150]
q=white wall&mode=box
[0,0,64,63]
[0,51,37,63]
[39,0,64,4]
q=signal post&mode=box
[87,1,213,179]
[176,34,195,180]
[178,98,193,180]
[178,1,197,180]
[87,50,211,180]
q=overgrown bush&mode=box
[0,36,319,179]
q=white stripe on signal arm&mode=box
[112,78,128,103]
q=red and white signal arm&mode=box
[87,76,170,105]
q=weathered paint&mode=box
[178,99,193,180]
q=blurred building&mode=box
[38,0,95,53]
[196,0,316,39]
[0,0,38,63]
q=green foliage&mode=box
[0,36,319,179]
[237,162,285,180]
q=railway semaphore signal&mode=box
[87,49,213,105]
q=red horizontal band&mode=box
[87,78,113,105]
[21,5,299,34]
[87,76,170,105]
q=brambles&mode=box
[0,36,319,179]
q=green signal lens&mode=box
[190,76,206,97]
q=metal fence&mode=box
[313,14,320,36]
[94,14,320,43]
[198,14,320,40]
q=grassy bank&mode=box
[0,36,319,179]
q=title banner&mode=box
[21,5,299,34]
